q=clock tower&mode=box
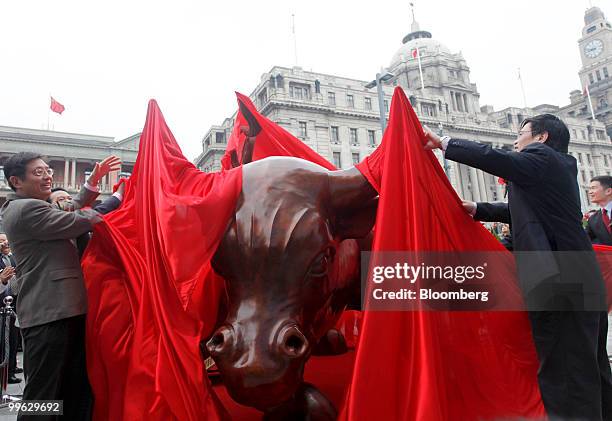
[578,6,612,136]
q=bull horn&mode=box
[237,97,262,137]
[328,167,378,239]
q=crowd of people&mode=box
[0,112,610,420]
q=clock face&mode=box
[585,39,604,58]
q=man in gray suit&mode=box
[1,152,120,421]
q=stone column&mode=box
[469,167,481,201]
[64,160,70,189]
[451,91,457,111]
[463,94,469,113]
[476,170,488,202]
[71,159,77,188]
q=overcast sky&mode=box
[0,0,607,159]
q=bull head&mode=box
[207,157,376,411]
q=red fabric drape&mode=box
[340,88,545,420]
[593,244,612,309]
[82,100,241,420]
[221,92,336,170]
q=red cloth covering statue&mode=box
[340,87,546,420]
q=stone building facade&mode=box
[0,126,139,206]
[196,6,612,212]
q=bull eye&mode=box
[308,247,335,278]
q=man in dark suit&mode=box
[1,152,120,421]
[587,175,612,245]
[425,114,612,420]
[0,233,21,384]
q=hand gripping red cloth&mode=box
[82,100,242,420]
[340,88,545,420]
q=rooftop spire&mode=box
[410,2,420,32]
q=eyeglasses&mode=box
[31,167,54,177]
[517,129,533,136]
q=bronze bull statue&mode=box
[205,111,378,419]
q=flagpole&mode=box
[585,84,596,120]
[416,47,425,90]
[518,68,527,108]
[292,14,298,66]
[47,94,51,130]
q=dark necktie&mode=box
[602,209,611,234]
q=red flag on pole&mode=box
[50,96,65,114]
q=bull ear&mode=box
[329,167,378,239]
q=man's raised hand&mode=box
[88,156,122,186]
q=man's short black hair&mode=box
[3,152,44,192]
[590,175,612,190]
[520,114,570,153]
[50,187,68,193]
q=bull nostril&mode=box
[279,326,309,358]
[206,327,233,357]
[210,333,224,348]
[285,334,305,354]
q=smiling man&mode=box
[0,152,119,421]
[424,114,612,420]
[587,175,612,246]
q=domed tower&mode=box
[388,10,482,118]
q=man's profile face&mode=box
[514,123,545,152]
[588,181,612,204]
[49,190,73,205]
[501,224,510,236]
[9,158,53,201]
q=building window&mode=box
[589,73,595,84]
[599,98,608,109]
[587,26,596,33]
[604,67,609,78]
[333,152,341,168]
[604,154,609,167]
[331,126,340,143]
[365,97,372,110]
[258,89,268,106]
[384,100,389,112]
[597,130,606,140]
[421,103,435,117]
[587,154,592,165]
[596,70,602,81]
[328,92,336,105]
[347,94,354,108]
[507,114,513,124]
[314,79,321,94]
[299,121,307,138]
[290,83,310,100]
[578,152,583,164]
[350,128,358,145]
[352,153,360,165]
[215,132,226,143]
[368,130,376,146]
[581,130,586,140]
[581,170,586,182]
[572,129,578,138]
